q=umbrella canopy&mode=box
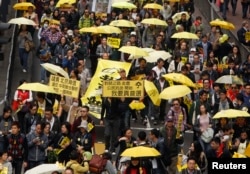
[112,2,137,9]
[213,109,250,119]
[171,32,199,39]
[56,0,76,8]
[141,18,168,26]
[13,2,36,11]
[129,100,145,110]
[25,164,65,174]
[18,83,57,93]
[49,19,60,25]
[159,85,191,100]
[144,80,161,106]
[210,19,235,30]
[163,73,196,87]
[119,46,149,57]
[109,19,136,28]
[121,146,161,157]
[144,50,172,63]
[215,75,243,85]
[41,63,69,79]
[97,25,122,34]
[79,26,100,33]
[172,11,190,23]
[143,3,163,10]
[128,48,155,60]
[8,17,36,26]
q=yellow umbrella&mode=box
[171,31,199,39]
[41,63,69,79]
[128,48,155,60]
[144,50,172,63]
[213,109,250,119]
[245,144,250,157]
[50,19,60,26]
[143,3,163,10]
[163,73,196,87]
[130,74,146,80]
[109,20,136,28]
[172,11,190,23]
[79,26,100,33]
[210,19,235,30]
[121,146,161,157]
[232,152,246,158]
[97,25,122,34]
[56,0,76,8]
[112,2,137,9]
[129,100,145,110]
[215,75,243,85]
[141,18,168,26]
[144,80,161,106]
[119,46,149,57]
[8,17,36,26]
[13,2,36,11]
[18,83,57,93]
[159,85,191,100]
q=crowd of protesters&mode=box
[1,0,250,174]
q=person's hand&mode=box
[23,162,28,168]
[47,146,53,151]
[7,156,12,162]
[200,128,204,133]
[100,120,104,126]
[119,136,128,142]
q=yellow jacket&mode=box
[66,160,89,174]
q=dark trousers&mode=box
[12,159,23,174]
[104,118,120,152]
[28,160,44,170]
[242,2,249,18]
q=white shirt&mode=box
[152,66,166,80]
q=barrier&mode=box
[194,0,249,60]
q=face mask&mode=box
[44,24,48,28]
[72,102,78,107]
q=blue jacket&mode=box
[62,56,78,75]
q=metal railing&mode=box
[194,0,249,60]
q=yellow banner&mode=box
[49,75,80,98]
[81,59,132,119]
[107,37,121,48]
[245,32,250,41]
[181,57,188,64]
[102,80,144,97]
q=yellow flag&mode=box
[81,59,131,119]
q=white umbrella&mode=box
[25,164,65,174]
[8,17,36,26]
[144,50,172,63]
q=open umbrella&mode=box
[79,26,100,33]
[172,11,190,23]
[8,17,36,26]
[159,85,191,100]
[210,19,235,30]
[213,109,250,119]
[121,146,161,157]
[25,163,65,174]
[144,80,161,106]
[143,3,163,10]
[18,83,57,93]
[112,2,137,9]
[56,0,76,8]
[215,75,243,85]
[109,19,136,28]
[13,2,36,11]
[119,46,149,57]
[171,32,199,39]
[144,50,172,63]
[141,18,167,26]
[129,100,145,110]
[163,73,196,87]
[41,63,69,79]
[97,25,122,34]
[128,48,155,60]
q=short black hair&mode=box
[150,128,160,138]
[211,137,221,144]
[45,107,53,113]
[70,150,79,160]
[11,121,20,129]
[3,105,12,114]
[82,105,89,112]
[138,131,147,141]
[187,156,197,163]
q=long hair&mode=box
[190,141,203,161]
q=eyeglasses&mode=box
[80,110,87,112]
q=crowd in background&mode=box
[1,0,250,174]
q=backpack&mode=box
[89,154,107,174]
